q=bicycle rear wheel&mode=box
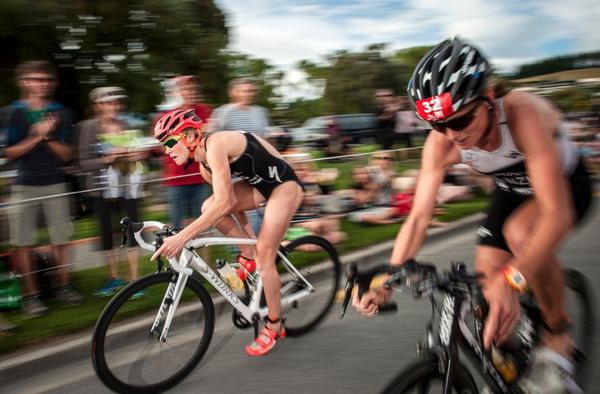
[277,235,341,337]
[92,272,215,394]
[381,354,478,394]
[563,268,595,388]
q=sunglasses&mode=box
[430,100,483,133]
[374,156,393,161]
[21,77,56,83]
[163,134,182,149]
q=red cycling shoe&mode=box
[245,321,286,357]
[236,254,256,281]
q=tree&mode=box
[220,51,285,111]
[0,0,229,116]
[295,44,422,115]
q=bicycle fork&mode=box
[151,272,189,343]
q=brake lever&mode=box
[384,271,405,289]
[340,264,357,319]
[155,255,165,273]
[120,217,130,248]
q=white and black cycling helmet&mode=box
[407,37,491,122]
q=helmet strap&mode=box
[178,129,202,153]
[476,98,495,146]
[183,157,194,170]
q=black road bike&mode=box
[340,260,594,393]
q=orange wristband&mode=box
[502,265,528,293]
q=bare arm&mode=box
[6,133,43,160]
[177,135,234,242]
[45,139,73,162]
[390,132,457,265]
[504,94,573,281]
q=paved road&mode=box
[2,206,599,394]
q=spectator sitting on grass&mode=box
[346,166,379,209]
[367,151,396,206]
[284,160,346,250]
[436,164,475,205]
[347,172,416,224]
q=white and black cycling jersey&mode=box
[459,98,579,196]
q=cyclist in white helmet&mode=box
[354,37,592,393]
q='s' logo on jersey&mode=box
[268,166,282,182]
[476,226,493,239]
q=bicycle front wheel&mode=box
[92,272,215,394]
[277,235,341,337]
[382,354,478,394]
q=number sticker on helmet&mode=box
[415,92,454,121]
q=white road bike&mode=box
[92,217,341,394]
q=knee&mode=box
[502,223,527,255]
[255,242,277,271]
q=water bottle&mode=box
[493,299,541,384]
[216,259,244,291]
[491,346,518,383]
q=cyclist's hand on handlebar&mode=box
[151,233,187,261]
[352,287,392,317]
[483,272,521,349]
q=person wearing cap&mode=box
[0,60,82,317]
[78,86,146,298]
[154,76,212,231]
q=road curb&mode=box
[0,212,485,379]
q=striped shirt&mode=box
[209,104,270,137]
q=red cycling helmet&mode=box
[153,108,204,142]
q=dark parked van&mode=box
[291,113,378,146]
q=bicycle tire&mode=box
[563,268,595,388]
[92,272,215,394]
[381,353,478,394]
[276,235,341,337]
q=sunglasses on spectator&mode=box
[429,100,483,133]
[21,77,56,83]
[374,156,393,161]
[163,134,182,149]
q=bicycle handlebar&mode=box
[339,259,483,319]
[120,217,170,251]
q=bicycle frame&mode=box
[133,221,315,342]
[426,290,519,394]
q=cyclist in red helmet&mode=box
[152,108,304,356]
[354,37,592,393]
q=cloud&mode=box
[215,0,599,97]
[217,0,598,66]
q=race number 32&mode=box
[415,92,454,121]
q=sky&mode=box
[214,0,600,99]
